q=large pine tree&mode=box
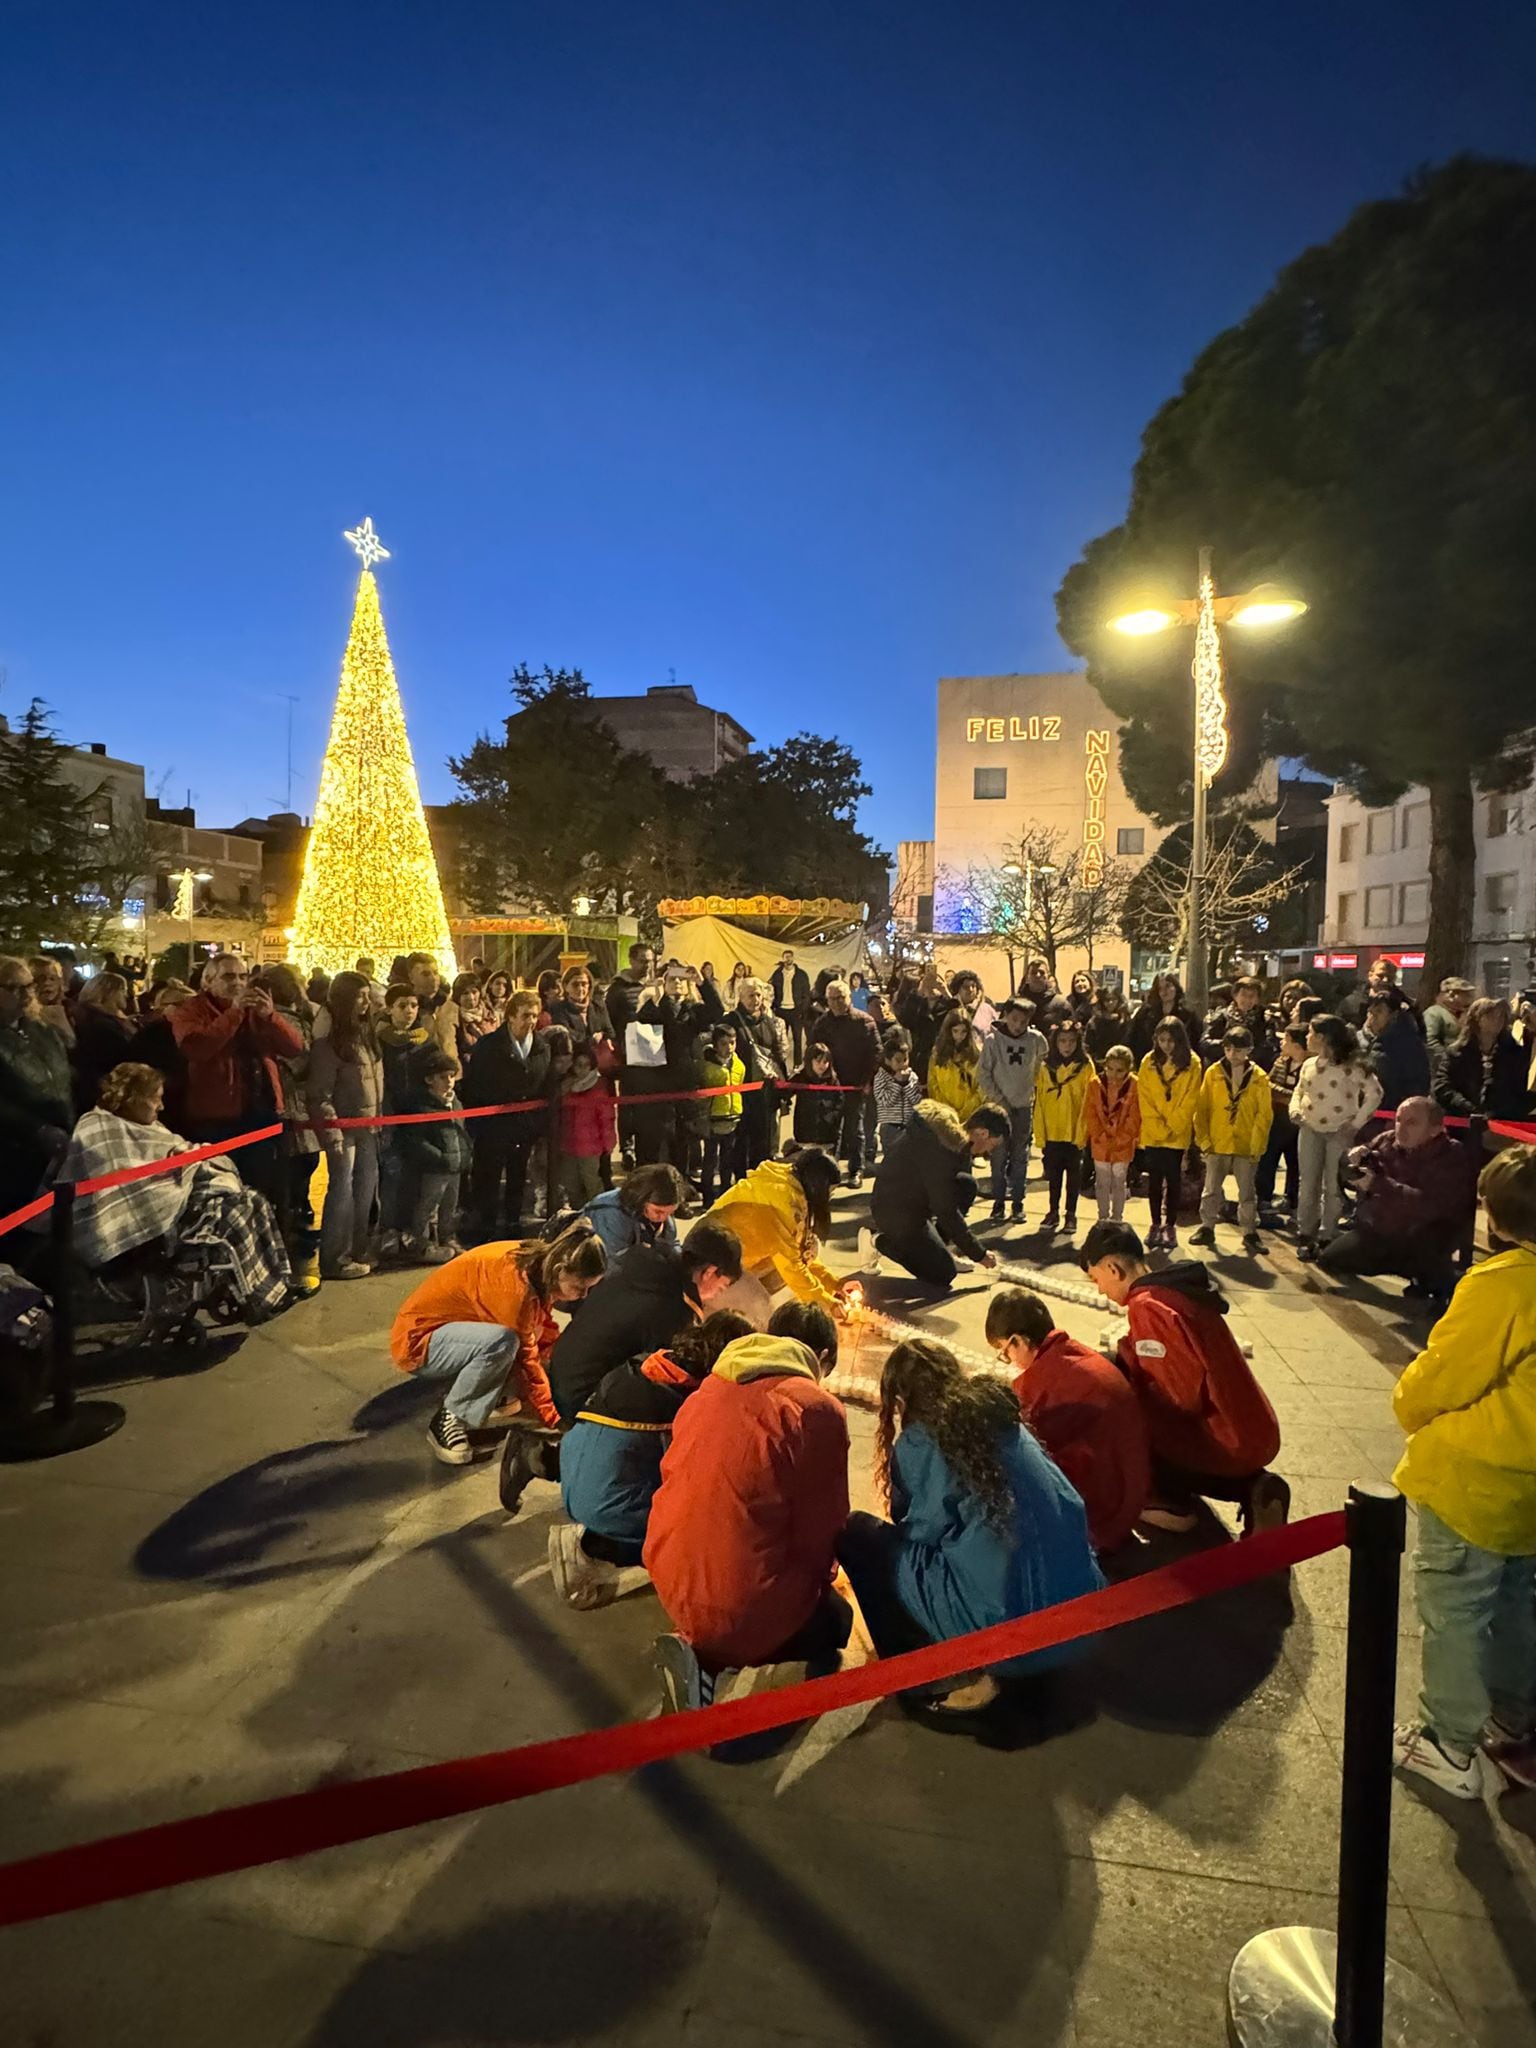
[0,701,142,953]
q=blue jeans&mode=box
[1415,1505,1536,1756]
[320,1132,380,1272]
[990,1106,1032,1206]
[417,1321,520,1428]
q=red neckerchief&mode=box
[640,1349,703,1390]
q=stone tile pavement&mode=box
[2,1177,1534,2046]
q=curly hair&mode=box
[874,1336,1019,1538]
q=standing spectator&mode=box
[1341,956,1409,1029]
[1436,997,1532,1122]
[450,973,491,1066]
[0,956,73,1212]
[1361,991,1432,1110]
[547,963,613,1046]
[977,997,1047,1222]
[132,977,195,1137]
[639,962,723,1183]
[403,954,460,1073]
[354,957,386,1007]
[1256,1025,1307,1223]
[1084,982,1131,1063]
[1204,976,1277,1068]
[699,1023,745,1202]
[605,940,660,1169]
[1317,1096,1477,1304]
[1033,1018,1094,1236]
[308,969,385,1279]
[1084,1044,1140,1223]
[70,972,138,1116]
[723,959,751,1011]
[395,1050,471,1260]
[463,987,553,1236]
[1276,978,1315,1025]
[375,982,434,1254]
[1423,977,1476,1062]
[1190,1025,1273,1256]
[873,1037,924,1160]
[1129,973,1204,1064]
[1291,1014,1385,1260]
[722,977,791,1174]
[948,968,996,1035]
[891,964,946,1083]
[535,969,563,1023]
[926,1007,985,1124]
[27,956,74,1051]
[481,968,513,1013]
[1136,1017,1202,1251]
[257,964,321,1255]
[170,952,302,1207]
[770,950,812,1064]
[808,978,881,1188]
[847,968,873,1013]
[792,1042,845,1148]
[557,1041,617,1205]
[1063,971,1096,1025]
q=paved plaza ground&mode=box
[3,1176,1535,2047]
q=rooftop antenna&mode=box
[280,693,299,810]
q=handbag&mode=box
[624,1021,667,1069]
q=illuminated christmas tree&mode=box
[289,520,456,978]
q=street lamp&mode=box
[999,855,1058,990]
[1107,550,1306,1008]
[173,866,213,970]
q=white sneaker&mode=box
[714,1660,814,1702]
[548,1522,619,1610]
[1394,1723,1484,1800]
[856,1226,881,1274]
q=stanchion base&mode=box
[0,1400,128,1463]
[1228,1927,1470,2047]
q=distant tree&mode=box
[940,823,1130,982]
[0,700,148,954]
[1056,157,1536,992]
[1122,821,1307,975]
[700,734,888,908]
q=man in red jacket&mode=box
[1080,1221,1288,1535]
[985,1285,1149,1555]
[646,1324,850,1708]
[171,953,302,1205]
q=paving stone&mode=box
[1408,1904,1536,2047]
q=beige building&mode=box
[930,672,1157,991]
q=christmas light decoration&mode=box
[289,526,456,979]
[1192,560,1230,786]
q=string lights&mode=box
[289,528,456,979]
[1192,561,1230,786]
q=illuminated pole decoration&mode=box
[288,522,456,979]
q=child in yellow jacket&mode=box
[703,1153,843,1318]
[1392,1145,1536,1801]
[1033,1019,1095,1235]
[926,1007,985,1124]
[1136,1017,1201,1251]
[1190,1024,1274,1256]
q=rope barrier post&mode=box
[0,1183,125,1463]
[1226,1482,1469,2048]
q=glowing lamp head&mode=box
[1228,585,1307,629]
[1107,607,1178,637]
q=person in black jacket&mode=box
[638,963,723,1184]
[808,979,881,1187]
[399,1051,473,1257]
[792,1042,844,1147]
[543,1220,744,1429]
[1435,998,1532,1121]
[1360,993,1432,1111]
[604,941,657,1171]
[1128,974,1204,1064]
[546,962,613,1048]
[463,988,553,1236]
[722,978,791,1174]
[770,951,812,1065]
[859,1100,1008,1291]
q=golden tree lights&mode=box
[1191,560,1231,786]
[289,525,456,979]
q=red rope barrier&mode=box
[0,1511,1344,1928]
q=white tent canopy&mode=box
[660,914,870,985]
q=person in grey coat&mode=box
[977,999,1048,1221]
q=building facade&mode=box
[930,673,1157,991]
[1323,783,1536,997]
[145,802,266,964]
[591,683,752,781]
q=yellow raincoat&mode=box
[705,1159,839,1309]
[1393,1246,1536,1555]
[926,1054,986,1125]
[1137,1053,1202,1149]
[1194,1060,1274,1158]
[1032,1055,1094,1147]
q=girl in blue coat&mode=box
[839,1336,1103,1723]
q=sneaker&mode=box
[1063,1211,1078,1236]
[1140,1503,1200,1533]
[713,1659,814,1704]
[656,1632,710,1713]
[856,1226,881,1275]
[548,1522,622,1610]
[844,1172,863,1190]
[1394,1723,1483,1800]
[1295,1238,1319,1263]
[1164,1227,1180,1251]
[1483,1731,1536,1792]
[427,1406,473,1467]
[422,1242,454,1264]
[913,1673,1001,1719]
[324,1258,372,1280]
[499,1425,552,1514]
[1241,1231,1264,1256]
[1040,1209,1060,1235]
[1010,1201,1023,1223]
[1145,1223,1164,1251]
[1189,1225,1217,1249]
[990,1201,1006,1222]
[378,1230,403,1259]
[1244,1471,1292,1535]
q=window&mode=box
[89,795,114,835]
[1115,827,1144,856]
[1337,822,1359,864]
[1484,872,1518,915]
[1365,810,1394,856]
[237,882,251,908]
[1484,958,1512,998]
[1398,880,1429,926]
[1364,885,1393,928]
[1401,802,1429,849]
[1488,795,1514,838]
[972,767,1007,800]
[1335,892,1356,935]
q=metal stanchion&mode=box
[1227,1483,1470,2047]
[0,1183,126,1462]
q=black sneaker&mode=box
[1241,1231,1264,1256]
[1295,1238,1319,1263]
[1243,1472,1292,1536]
[1189,1225,1217,1248]
[990,1202,1005,1222]
[428,1406,473,1467]
[499,1424,551,1512]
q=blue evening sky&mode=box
[3,2,1533,854]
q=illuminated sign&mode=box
[965,715,1062,743]
[1379,951,1426,969]
[1082,730,1109,885]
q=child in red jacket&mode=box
[1079,1220,1287,1535]
[558,1044,618,1204]
[985,1285,1149,1555]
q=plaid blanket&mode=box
[57,1110,241,1270]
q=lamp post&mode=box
[173,867,213,975]
[999,854,1058,989]
[1107,553,1305,1010]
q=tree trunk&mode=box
[1423,771,1476,995]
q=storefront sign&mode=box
[1082,730,1110,885]
[965,715,1062,743]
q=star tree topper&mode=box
[343,517,391,571]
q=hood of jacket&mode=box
[913,1096,969,1153]
[711,1332,821,1386]
[1128,1260,1231,1318]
